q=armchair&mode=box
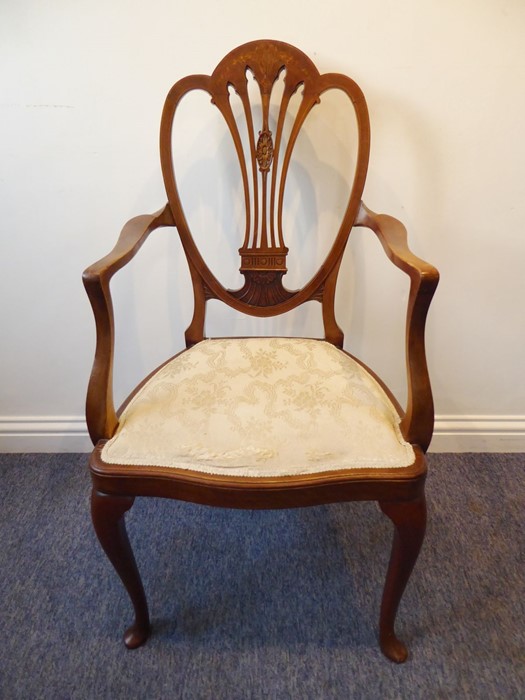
[83,40,439,662]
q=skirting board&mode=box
[0,415,524,453]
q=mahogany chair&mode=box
[83,40,439,662]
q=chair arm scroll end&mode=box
[355,201,439,454]
[83,204,174,445]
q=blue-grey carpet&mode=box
[0,453,523,699]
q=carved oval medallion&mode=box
[256,130,273,172]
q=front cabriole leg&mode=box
[378,495,426,663]
[91,489,151,648]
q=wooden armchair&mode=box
[83,40,439,663]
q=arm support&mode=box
[355,202,439,452]
[82,204,175,444]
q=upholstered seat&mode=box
[102,338,414,475]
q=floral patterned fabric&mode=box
[102,338,414,476]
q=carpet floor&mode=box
[0,453,523,699]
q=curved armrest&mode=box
[355,202,439,451]
[82,204,175,444]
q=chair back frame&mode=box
[160,40,371,346]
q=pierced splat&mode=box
[226,58,301,305]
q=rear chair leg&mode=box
[91,489,151,648]
[379,495,426,663]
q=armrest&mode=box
[355,202,439,451]
[82,204,175,444]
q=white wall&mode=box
[1,0,524,452]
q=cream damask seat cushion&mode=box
[102,338,414,476]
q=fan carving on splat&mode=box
[160,40,370,339]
